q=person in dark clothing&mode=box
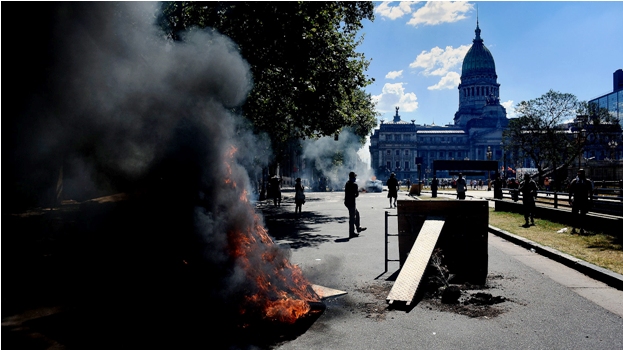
[294,178,305,215]
[344,171,366,239]
[386,173,399,208]
[568,169,593,234]
[493,173,503,199]
[519,173,538,227]
[456,173,467,200]
[269,175,282,206]
[431,176,439,198]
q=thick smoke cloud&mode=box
[302,128,374,189]
[6,2,287,344]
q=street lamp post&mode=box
[425,167,431,187]
[486,146,492,191]
[574,115,588,171]
[608,140,618,180]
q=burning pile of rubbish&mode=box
[5,2,323,347]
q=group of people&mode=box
[268,175,305,215]
[267,167,595,240]
[516,170,593,233]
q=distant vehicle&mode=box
[365,180,383,193]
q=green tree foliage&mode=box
[503,90,620,186]
[504,90,580,179]
[158,2,379,153]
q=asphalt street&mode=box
[260,188,623,350]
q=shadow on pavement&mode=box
[257,200,347,249]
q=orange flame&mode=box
[223,146,319,324]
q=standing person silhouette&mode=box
[519,173,538,227]
[568,169,593,234]
[294,178,305,215]
[386,173,399,208]
[269,175,282,206]
[344,171,366,239]
[456,173,467,200]
[431,176,439,198]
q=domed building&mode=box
[455,20,507,127]
[369,21,508,182]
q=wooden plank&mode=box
[387,219,445,305]
[311,284,347,300]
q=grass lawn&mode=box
[489,208,623,275]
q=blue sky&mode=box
[358,1,623,126]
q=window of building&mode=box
[396,134,402,141]
[404,149,409,155]
[386,161,391,169]
[448,152,453,158]
[405,161,409,169]
[439,151,444,158]
[396,150,400,156]
[404,134,410,141]
[609,93,618,117]
[395,161,400,169]
[458,151,462,158]
[387,150,391,155]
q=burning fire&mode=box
[224,146,320,324]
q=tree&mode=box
[158,2,379,155]
[502,90,617,189]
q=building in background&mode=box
[369,21,508,183]
[588,69,623,128]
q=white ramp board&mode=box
[386,219,445,305]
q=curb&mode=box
[488,224,623,291]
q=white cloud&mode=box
[501,100,517,118]
[409,45,470,76]
[372,82,418,114]
[407,1,473,27]
[375,1,418,20]
[428,71,460,90]
[385,70,404,79]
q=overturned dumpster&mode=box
[387,200,488,305]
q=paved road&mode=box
[262,189,623,350]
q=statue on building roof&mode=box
[393,106,401,122]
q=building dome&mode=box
[461,22,496,78]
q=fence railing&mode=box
[503,189,623,216]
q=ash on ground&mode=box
[350,274,510,321]
[354,282,395,321]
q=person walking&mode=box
[568,169,594,234]
[519,173,538,227]
[344,171,366,239]
[456,173,467,200]
[386,173,399,208]
[294,178,305,215]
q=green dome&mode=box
[461,23,496,78]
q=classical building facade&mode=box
[369,21,508,182]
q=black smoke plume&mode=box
[3,2,310,348]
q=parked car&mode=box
[365,180,383,193]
